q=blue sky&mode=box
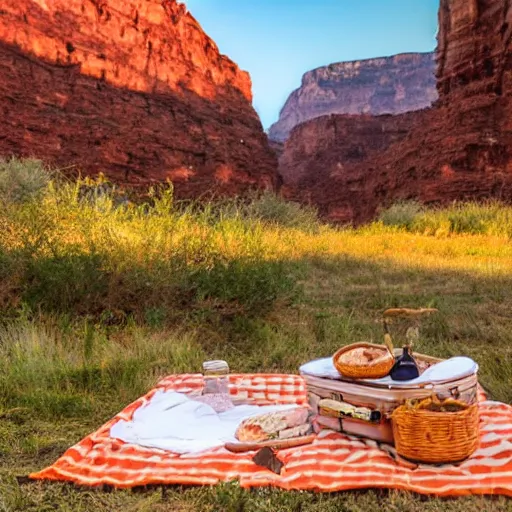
[184,1,440,129]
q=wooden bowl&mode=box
[333,342,395,380]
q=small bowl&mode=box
[333,342,395,380]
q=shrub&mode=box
[178,192,321,233]
[23,253,110,314]
[379,200,512,237]
[0,157,50,203]
[244,191,320,233]
[378,200,423,230]
[189,258,300,316]
[444,203,499,235]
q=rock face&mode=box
[280,0,512,224]
[279,113,419,187]
[0,0,278,197]
[268,53,437,142]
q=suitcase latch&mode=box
[449,386,461,399]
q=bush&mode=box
[19,253,299,319]
[379,200,424,230]
[189,258,300,316]
[445,203,500,235]
[23,253,110,314]
[179,192,321,233]
[244,191,320,233]
[0,157,50,203]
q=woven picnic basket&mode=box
[391,396,479,463]
[333,342,394,380]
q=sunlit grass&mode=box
[3,174,512,317]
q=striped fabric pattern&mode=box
[30,374,512,497]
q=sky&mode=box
[184,1,440,130]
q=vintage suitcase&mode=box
[301,352,479,445]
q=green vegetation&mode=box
[0,157,50,204]
[0,163,302,320]
[1,160,512,511]
[379,199,512,237]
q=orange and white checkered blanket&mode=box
[30,374,512,497]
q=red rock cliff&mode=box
[279,113,419,186]
[280,0,512,224]
[0,0,278,196]
[268,53,437,142]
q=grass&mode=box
[0,157,50,204]
[1,160,512,510]
[379,200,512,237]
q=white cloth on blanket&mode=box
[110,391,297,454]
[299,356,478,387]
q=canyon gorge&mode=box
[279,0,512,223]
[1,0,512,223]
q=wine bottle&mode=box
[390,345,420,381]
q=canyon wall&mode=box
[279,113,419,186]
[268,52,437,142]
[280,0,512,224]
[0,0,278,197]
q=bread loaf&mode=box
[235,407,310,442]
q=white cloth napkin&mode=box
[110,391,297,454]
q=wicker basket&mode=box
[391,397,479,463]
[333,342,395,380]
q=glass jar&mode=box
[202,360,230,395]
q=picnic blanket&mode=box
[30,374,512,497]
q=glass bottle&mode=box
[390,344,420,381]
[202,360,230,395]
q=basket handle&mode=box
[381,308,437,351]
[383,308,438,319]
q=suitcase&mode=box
[301,352,479,445]
[303,309,479,445]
